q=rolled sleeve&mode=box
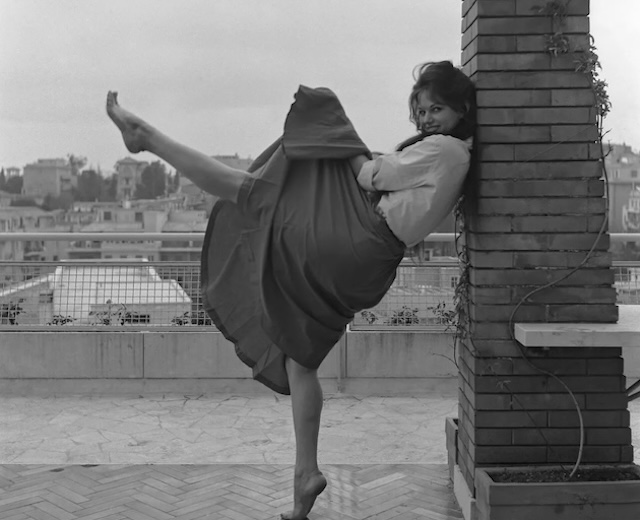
[356,159,378,191]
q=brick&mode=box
[461,0,477,19]
[546,347,622,359]
[474,53,552,72]
[469,321,517,340]
[516,0,590,16]
[470,303,545,322]
[470,267,614,287]
[546,304,618,322]
[549,53,582,71]
[475,17,552,36]
[468,233,610,252]
[474,70,592,89]
[477,89,552,108]
[588,214,607,232]
[551,89,597,106]
[586,358,625,376]
[466,250,514,267]
[477,35,518,53]
[510,216,591,233]
[510,285,616,303]
[514,143,592,161]
[516,34,590,52]
[561,16,590,34]
[477,179,598,198]
[467,339,538,358]
[475,445,547,464]
[476,160,602,179]
[512,428,581,445]
[511,392,587,410]
[477,125,550,142]
[589,142,603,159]
[474,428,513,446]
[478,144,514,161]
[548,409,630,428]
[476,197,605,215]
[550,124,599,142]
[587,428,632,445]
[474,410,547,428]
[547,446,623,464]
[507,358,589,376]
[473,375,624,394]
[621,445,634,462]
[468,286,513,305]
[478,0,517,17]
[478,107,594,125]
[585,393,628,410]
[462,36,520,65]
[466,215,513,232]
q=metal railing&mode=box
[0,233,639,331]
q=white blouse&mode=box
[356,134,472,247]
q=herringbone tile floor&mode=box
[0,463,463,520]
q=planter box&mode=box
[475,465,640,520]
[445,417,459,482]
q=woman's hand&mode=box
[348,154,370,177]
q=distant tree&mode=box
[42,192,74,211]
[4,175,23,194]
[10,198,37,207]
[136,160,167,199]
[75,169,103,201]
[67,154,87,176]
[103,174,118,201]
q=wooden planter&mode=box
[475,465,640,520]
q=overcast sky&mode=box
[0,0,638,173]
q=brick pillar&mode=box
[457,0,632,494]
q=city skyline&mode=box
[1,0,639,173]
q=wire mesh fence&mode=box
[0,258,638,330]
[0,260,210,330]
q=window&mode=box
[104,211,112,221]
[135,212,143,222]
[631,170,638,179]
[122,312,150,324]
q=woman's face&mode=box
[415,89,463,136]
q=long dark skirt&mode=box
[201,86,405,394]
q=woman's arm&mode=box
[348,154,370,177]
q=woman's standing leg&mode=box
[106,91,249,203]
[281,357,327,520]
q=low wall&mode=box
[1,330,637,396]
[0,330,460,396]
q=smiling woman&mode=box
[107,57,475,519]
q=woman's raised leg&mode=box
[282,357,327,520]
[106,91,249,203]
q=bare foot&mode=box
[106,91,149,153]
[281,470,327,520]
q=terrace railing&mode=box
[0,232,638,331]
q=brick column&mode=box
[457,0,632,494]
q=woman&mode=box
[106,60,475,520]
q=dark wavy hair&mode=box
[397,61,476,151]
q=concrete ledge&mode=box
[0,377,458,397]
[514,305,640,348]
[0,332,143,378]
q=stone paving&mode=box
[0,393,638,466]
[0,394,461,465]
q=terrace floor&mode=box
[0,394,638,519]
